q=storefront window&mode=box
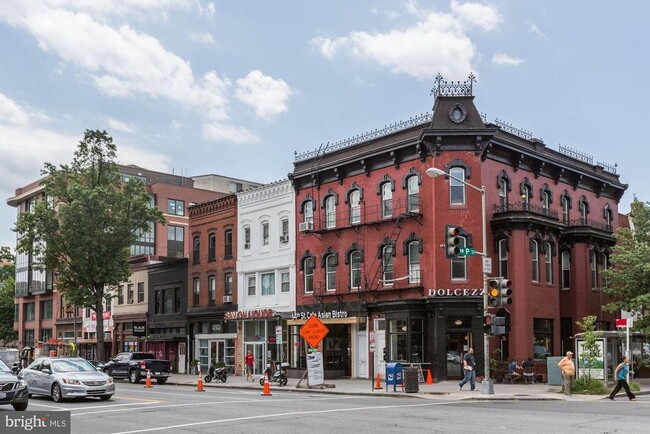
[533,318,553,359]
[388,318,424,363]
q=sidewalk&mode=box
[163,373,650,401]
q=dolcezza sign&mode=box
[427,288,484,297]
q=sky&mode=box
[1,0,649,249]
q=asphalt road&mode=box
[6,382,650,434]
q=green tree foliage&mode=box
[0,246,17,345]
[575,316,602,380]
[603,198,650,331]
[14,130,165,361]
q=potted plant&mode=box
[190,359,198,375]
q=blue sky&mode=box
[1,0,648,248]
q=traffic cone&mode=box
[374,373,381,390]
[144,369,153,388]
[196,365,205,392]
[261,372,272,397]
[426,369,434,385]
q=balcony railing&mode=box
[567,217,613,232]
[493,202,559,220]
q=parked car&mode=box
[19,357,114,402]
[0,359,29,411]
[103,352,172,384]
[0,348,21,374]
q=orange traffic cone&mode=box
[426,369,434,385]
[144,369,153,388]
[196,366,205,392]
[374,373,381,390]
[261,372,272,397]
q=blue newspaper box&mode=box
[385,362,403,392]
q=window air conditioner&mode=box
[223,295,232,303]
[280,235,289,243]
[299,221,313,232]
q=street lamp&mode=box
[426,167,494,395]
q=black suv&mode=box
[0,360,28,411]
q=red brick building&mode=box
[290,75,627,381]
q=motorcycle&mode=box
[259,362,289,387]
[204,364,228,383]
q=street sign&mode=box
[482,257,492,274]
[300,315,329,348]
[458,247,476,256]
[616,318,632,327]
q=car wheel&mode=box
[129,370,140,384]
[51,383,63,402]
[156,378,167,385]
[99,395,112,401]
[12,402,28,411]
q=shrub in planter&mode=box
[571,377,608,395]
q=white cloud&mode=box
[235,70,292,120]
[202,122,259,144]
[492,53,524,66]
[0,92,49,126]
[311,1,503,80]
[107,118,137,133]
[189,31,215,45]
[196,1,215,18]
[527,22,548,41]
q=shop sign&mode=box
[83,310,113,333]
[132,321,146,337]
[224,308,274,320]
[291,310,348,320]
[427,288,484,297]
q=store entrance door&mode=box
[446,330,472,380]
[245,343,264,376]
[209,340,225,369]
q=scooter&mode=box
[204,364,228,383]
[259,362,289,387]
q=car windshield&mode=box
[52,359,96,373]
[0,360,10,372]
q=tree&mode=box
[0,246,17,346]
[603,198,650,331]
[14,130,165,361]
[575,316,603,380]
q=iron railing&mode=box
[493,202,559,219]
[567,217,613,232]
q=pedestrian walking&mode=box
[458,348,476,391]
[608,356,636,401]
[558,351,575,396]
[245,350,254,382]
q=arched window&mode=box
[498,239,508,278]
[303,201,314,224]
[350,251,362,290]
[590,251,598,290]
[303,257,314,293]
[541,190,550,213]
[349,190,361,224]
[381,182,393,218]
[325,196,336,229]
[602,253,609,288]
[451,236,467,280]
[449,167,466,205]
[325,254,337,291]
[545,242,553,284]
[531,240,540,283]
[561,191,571,224]
[408,241,421,284]
[561,251,571,290]
[381,245,394,286]
[604,204,613,228]
[579,196,590,221]
[407,176,420,212]
[496,170,511,209]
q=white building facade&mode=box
[236,180,296,374]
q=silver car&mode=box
[19,357,115,402]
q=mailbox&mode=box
[385,362,403,392]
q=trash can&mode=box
[385,362,403,392]
[403,367,419,393]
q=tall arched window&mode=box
[304,201,314,224]
[325,196,336,229]
[326,254,337,291]
[604,204,613,228]
[541,190,550,213]
[381,182,393,218]
[591,251,598,290]
[451,236,467,280]
[522,185,531,209]
[561,251,571,290]
[531,240,540,283]
[408,241,421,284]
[449,167,466,205]
[498,239,508,278]
[561,194,570,224]
[350,190,361,224]
[304,257,314,293]
[499,178,508,208]
[407,176,420,212]
[545,242,553,284]
[350,251,362,290]
[382,245,394,286]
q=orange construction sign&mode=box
[299,315,329,348]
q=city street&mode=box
[6,382,650,434]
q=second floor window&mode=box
[281,219,289,242]
[561,251,571,289]
[208,276,216,304]
[25,303,35,321]
[381,182,392,218]
[193,278,200,306]
[498,239,508,278]
[262,272,275,296]
[350,251,362,290]
[591,252,598,290]
[262,223,269,246]
[449,167,465,205]
[118,286,124,305]
[225,229,233,258]
[224,273,233,296]
[408,241,421,284]
[247,275,256,296]
[407,176,420,212]
[244,227,251,250]
[137,282,145,303]
[167,199,184,216]
[545,242,553,284]
[325,196,336,229]
[304,257,314,293]
[304,201,313,224]
[127,283,134,304]
[281,271,290,292]
[326,254,337,291]
[193,236,200,264]
[208,233,216,261]
[531,240,539,283]
[350,190,361,224]
[381,245,394,285]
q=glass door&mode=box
[245,343,265,376]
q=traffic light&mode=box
[445,226,461,257]
[484,314,495,335]
[487,278,512,306]
[493,315,507,335]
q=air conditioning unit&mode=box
[223,295,232,303]
[280,235,289,243]
[299,221,313,232]
[127,298,134,304]
[244,242,251,249]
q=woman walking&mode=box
[608,356,636,401]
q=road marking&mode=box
[110,401,460,434]
[27,402,70,410]
[72,395,363,417]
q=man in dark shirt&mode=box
[458,348,476,391]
